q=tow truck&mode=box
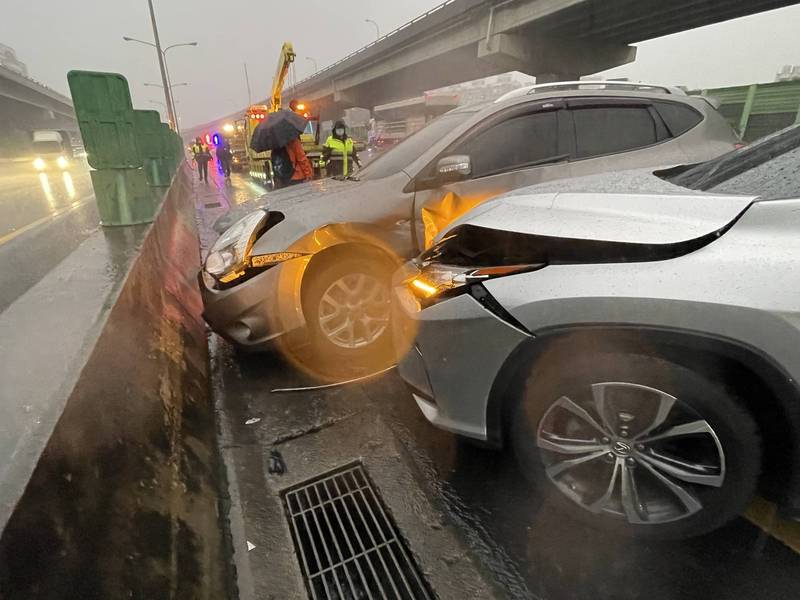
[225,120,248,171]
[243,42,324,185]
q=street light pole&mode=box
[243,63,252,106]
[145,0,176,132]
[365,19,381,40]
[123,36,197,136]
[306,56,318,74]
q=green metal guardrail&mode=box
[694,79,800,142]
[67,70,184,226]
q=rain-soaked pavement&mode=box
[199,168,800,600]
[0,158,96,311]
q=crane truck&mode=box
[244,42,324,184]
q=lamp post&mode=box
[123,21,197,135]
[306,56,318,75]
[365,19,381,40]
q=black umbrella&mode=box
[250,109,308,152]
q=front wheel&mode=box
[302,253,396,378]
[511,352,762,539]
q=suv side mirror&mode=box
[436,155,472,182]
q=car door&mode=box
[565,97,688,178]
[411,101,572,250]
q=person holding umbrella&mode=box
[251,109,313,188]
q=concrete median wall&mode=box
[0,165,229,599]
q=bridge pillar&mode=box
[478,33,636,81]
[333,87,357,106]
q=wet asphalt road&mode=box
[0,159,97,311]
[200,171,800,600]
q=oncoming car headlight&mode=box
[56,156,69,169]
[33,157,46,170]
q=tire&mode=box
[302,251,396,378]
[511,351,761,539]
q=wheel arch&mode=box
[486,325,800,516]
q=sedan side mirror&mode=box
[436,155,472,182]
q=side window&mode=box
[653,101,703,136]
[572,106,661,158]
[455,111,559,178]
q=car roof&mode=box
[447,87,715,128]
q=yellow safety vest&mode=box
[324,136,355,176]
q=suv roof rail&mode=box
[495,81,688,103]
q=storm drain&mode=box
[283,463,434,600]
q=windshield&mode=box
[356,111,474,181]
[665,124,800,198]
[32,141,64,154]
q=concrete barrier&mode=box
[0,164,228,599]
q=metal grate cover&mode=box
[283,463,434,600]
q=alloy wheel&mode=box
[536,382,725,525]
[317,273,390,349]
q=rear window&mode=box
[572,106,662,158]
[32,141,63,154]
[653,101,703,136]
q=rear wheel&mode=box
[511,352,761,539]
[302,253,396,378]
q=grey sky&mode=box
[2,1,800,128]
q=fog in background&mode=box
[2,0,799,128]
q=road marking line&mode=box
[0,195,94,247]
[744,496,800,554]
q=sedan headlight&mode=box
[56,156,69,169]
[204,210,305,287]
[205,210,267,283]
[33,157,46,170]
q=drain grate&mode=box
[283,463,434,600]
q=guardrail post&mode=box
[738,84,757,138]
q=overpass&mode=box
[187,0,800,135]
[0,64,76,149]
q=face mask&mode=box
[335,129,345,136]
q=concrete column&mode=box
[478,33,636,80]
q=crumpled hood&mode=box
[445,190,755,245]
[213,178,361,233]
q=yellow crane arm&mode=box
[270,42,296,113]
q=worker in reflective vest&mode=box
[322,120,360,177]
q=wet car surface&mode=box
[199,173,800,600]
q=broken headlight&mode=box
[204,210,305,288]
[205,210,266,284]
